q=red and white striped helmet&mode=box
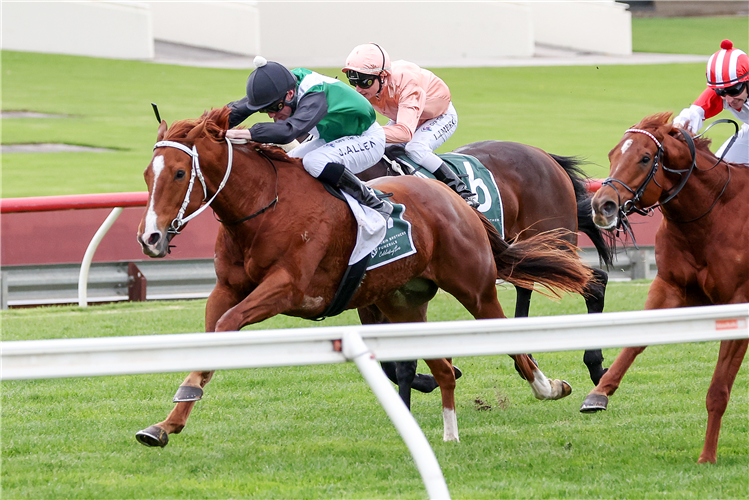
[706,39,749,89]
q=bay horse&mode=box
[357,142,613,407]
[581,112,748,464]
[135,107,593,447]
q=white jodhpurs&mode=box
[289,122,386,177]
[400,102,458,173]
[716,122,749,165]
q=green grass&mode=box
[2,17,748,498]
[2,283,748,499]
[2,16,747,197]
[632,16,748,55]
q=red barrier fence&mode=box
[1,193,220,266]
[0,192,149,213]
[0,182,661,267]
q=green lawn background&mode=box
[2,16,747,197]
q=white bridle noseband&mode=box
[152,137,236,234]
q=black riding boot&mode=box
[433,163,479,208]
[320,162,393,221]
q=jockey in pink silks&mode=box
[342,43,479,207]
[674,39,749,164]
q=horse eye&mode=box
[640,155,650,164]
[175,170,186,180]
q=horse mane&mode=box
[164,107,233,143]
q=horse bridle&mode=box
[153,137,280,233]
[600,127,694,243]
[602,120,738,239]
[153,137,235,235]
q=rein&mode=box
[216,146,279,226]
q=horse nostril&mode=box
[601,200,618,218]
[147,232,162,246]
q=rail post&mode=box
[342,329,451,500]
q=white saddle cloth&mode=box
[341,192,391,265]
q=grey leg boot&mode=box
[320,162,393,221]
[433,163,479,208]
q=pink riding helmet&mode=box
[706,39,749,89]
[342,43,391,76]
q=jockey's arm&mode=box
[674,88,724,133]
[227,97,254,129]
[248,92,328,144]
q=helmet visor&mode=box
[715,81,747,97]
[346,70,377,89]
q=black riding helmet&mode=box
[245,56,298,112]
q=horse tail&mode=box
[550,153,614,268]
[477,212,593,298]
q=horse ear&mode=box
[157,120,168,142]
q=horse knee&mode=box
[380,361,398,384]
[705,384,731,416]
[395,361,417,384]
[584,349,604,367]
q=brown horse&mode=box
[357,142,613,407]
[135,107,593,447]
[581,112,749,464]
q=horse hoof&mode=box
[173,385,203,402]
[580,393,609,413]
[135,425,169,447]
[453,365,463,380]
[561,380,572,398]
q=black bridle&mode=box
[601,120,738,244]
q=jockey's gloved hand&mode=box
[673,105,704,134]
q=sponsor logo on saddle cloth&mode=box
[395,152,505,237]
[367,202,416,270]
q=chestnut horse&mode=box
[357,142,613,407]
[135,107,593,447]
[581,112,748,464]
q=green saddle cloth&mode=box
[393,152,505,238]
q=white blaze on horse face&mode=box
[442,407,459,442]
[620,139,633,155]
[144,155,165,235]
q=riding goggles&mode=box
[346,70,377,89]
[258,99,286,114]
[715,81,746,97]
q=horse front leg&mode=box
[136,284,243,447]
[698,338,748,464]
[581,276,679,412]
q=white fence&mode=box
[3,304,748,499]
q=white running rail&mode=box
[3,304,748,499]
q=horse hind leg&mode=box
[512,286,538,380]
[512,354,572,400]
[583,268,609,385]
[698,338,748,464]
[424,358,459,442]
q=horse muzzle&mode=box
[137,229,173,258]
[591,198,619,231]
